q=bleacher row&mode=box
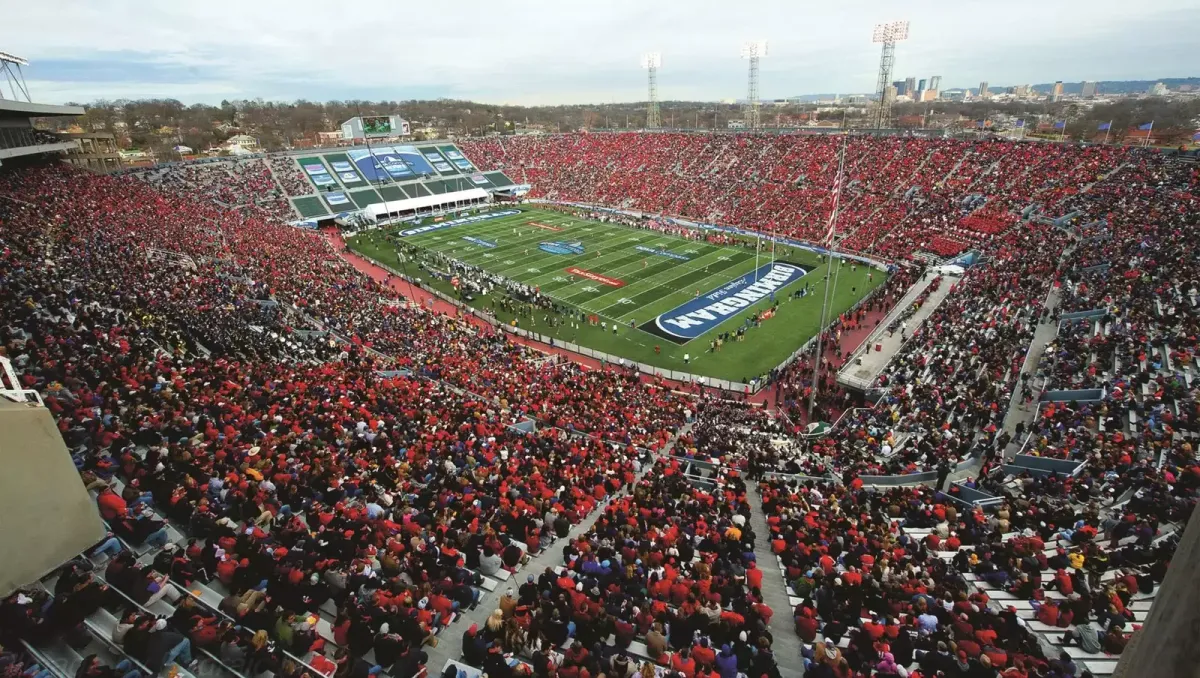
[1,132,1196,678]
[131,146,515,222]
[459,133,1130,263]
[0,162,691,678]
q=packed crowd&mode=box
[460,134,1128,262]
[269,155,317,197]
[765,481,1055,676]
[131,158,296,222]
[530,457,784,678]
[0,161,694,678]
[0,132,1196,678]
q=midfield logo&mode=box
[538,241,586,255]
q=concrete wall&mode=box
[0,400,104,596]
[1113,508,1200,677]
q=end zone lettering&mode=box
[398,209,521,236]
[565,267,626,288]
[654,263,807,340]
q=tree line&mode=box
[38,95,1198,155]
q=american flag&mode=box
[823,138,847,248]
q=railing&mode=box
[1,356,43,405]
[20,640,70,678]
[837,273,950,390]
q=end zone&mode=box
[640,262,808,344]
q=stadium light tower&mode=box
[740,41,768,129]
[871,21,909,129]
[641,52,662,129]
[0,50,32,103]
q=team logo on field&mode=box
[538,241,586,255]
[462,236,497,248]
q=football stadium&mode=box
[0,16,1198,678]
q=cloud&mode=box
[6,0,1198,105]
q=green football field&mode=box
[346,206,885,383]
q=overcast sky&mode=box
[7,0,1197,106]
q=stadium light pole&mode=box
[0,51,32,102]
[871,21,909,129]
[641,53,662,129]
[740,41,768,130]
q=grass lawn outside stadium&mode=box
[346,206,886,384]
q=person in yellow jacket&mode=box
[1068,551,1085,570]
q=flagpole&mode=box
[808,133,848,419]
[1103,121,1111,145]
[1143,121,1154,148]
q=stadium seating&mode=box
[460,134,1129,262]
[0,162,691,678]
[0,130,1196,678]
[131,158,295,222]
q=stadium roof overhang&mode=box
[364,187,489,220]
[0,141,78,160]
[0,100,85,118]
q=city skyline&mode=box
[5,0,1198,106]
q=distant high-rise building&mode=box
[929,75,942,91]
[922,89,939,102]
[905,77,917,96]
[884,85,898,104]
[1150,82,1168,96]
[979,81,989,99]
[917,78,927,97]
[1081,81,1097,98]
[893,80,907,96]
[1051,81,1064,102]
[1013,84,1030,97]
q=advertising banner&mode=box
[565,266,625,287]
[395,146,435,175]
